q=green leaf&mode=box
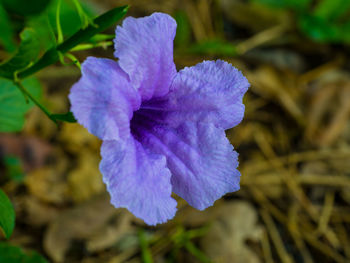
[0,28,40,79]
[189,39,237,56]
[51,111,77,123]
[0,243,48,263]
[22,251,49,263]
[174,11,191,47]
[0,3,16,52]
[0,77,42,132]
[3,156,25,182]
[1,0,52,16]
[313,0,350,21]
[57,5,129,53]
[18,5,129,79]
[298,14,350,43]
[48,0,96,38]
[27,13,57,52]
[0,190,15,239]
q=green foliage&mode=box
[51,111,77,123]
[189,39,237,57]
[0,3,128,130]
[18,5,129,79]
[254,0,350,44]
[252,0,311,10]
[298,0,350,43]
[47,0,95,38]
[0,190,15,239]
[298,14,350,43]
[170,226,211,263]
[57,5,128,54]
[0,0,51,16]
[0,77,41,132]
[0,28,40,79]
[26,13,57,52]
[0,243,48,263]
[138,230,153,263]
[25,0,96,52]
[174,11,191,47]
[2,156,25,182]
[313,0,350,21]
[0,3,15,52]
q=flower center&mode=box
[130,101,163,140]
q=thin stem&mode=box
[70,40,113,51]
[64,53,81,69]
[138,230,153,263]
[72,0,87,27]
[56,0,64,44]
[71,0,95,28]
[14,79,56,123]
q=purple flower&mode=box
[69,12,249,225]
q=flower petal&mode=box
[100,137,177,225]
[141,60,249,129]
[69,57,141,141]
[114,13,177,100]
[132,117,240,210]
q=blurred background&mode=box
[1,0,350,262]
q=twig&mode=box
[260,209,294,263]
[236,24,288,54]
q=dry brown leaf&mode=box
[44,194,126,262]
[59,122,101,153]
[23,197,60,226]
[200,201,263,263]
[86,212,133,253]
[25,167,69,204]
[68,152,104,203]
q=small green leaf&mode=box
[51,111,77,123]
[0,28,40,79]
[0,243,48,263]
[0,3,16,52]
[18,5,129,79]
[0,77,42,132]
[0,190,15,239]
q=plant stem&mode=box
[17,5,128,79]
[14,80,56,123]
[56,0,64,44]
[70,41,113,51]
